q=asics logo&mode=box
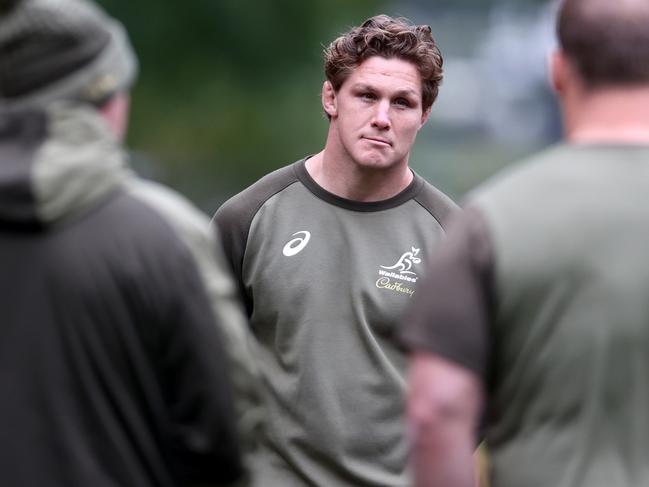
[282,231,311,257]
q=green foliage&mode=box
[98,0,386,210]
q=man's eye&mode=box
[360,93,376,101]
[394,98,411,107]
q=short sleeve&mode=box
[399,206,495,381]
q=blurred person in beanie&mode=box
[0,0,262,485]
[400,0,649,486]
[213,14,457,487]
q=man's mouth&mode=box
[362,136,392,147]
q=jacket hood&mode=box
[0,101,131,228]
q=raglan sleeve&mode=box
[204,218,265,457]
[399,206,495,381]
[212,198,253,316]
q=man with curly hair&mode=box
[214,14,456,487]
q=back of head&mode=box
[323,14,443,111]
[0,0,138,110]
[558,0,649,88]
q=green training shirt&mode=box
[214,158,456,486]
[404,144,649,487]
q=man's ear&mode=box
[322,80,338,118]
[420,106,431,128]
[549,49,567,94]
[100,91,130,141]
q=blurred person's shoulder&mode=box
[467,144,573,205]
[121,178,232,280]
[126,178,213,247]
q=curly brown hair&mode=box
[323,15,443,111]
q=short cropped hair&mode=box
[324,15,443,111]
[558,0,649,87]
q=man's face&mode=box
[324,56,430,171]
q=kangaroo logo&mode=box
[381,247,421,275]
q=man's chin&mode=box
[353,158,401,172]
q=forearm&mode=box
[407,353,483,487]
[410,411,476,487]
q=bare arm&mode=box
[407,352,484,487]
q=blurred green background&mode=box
[97,0,559,213]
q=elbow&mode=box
[406,353,483,448]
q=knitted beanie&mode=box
[0,0,137,108]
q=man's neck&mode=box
[305,148,414,203]
[305,151,413,202]
[566,86,649,144]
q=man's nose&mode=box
[371,100,391,130]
